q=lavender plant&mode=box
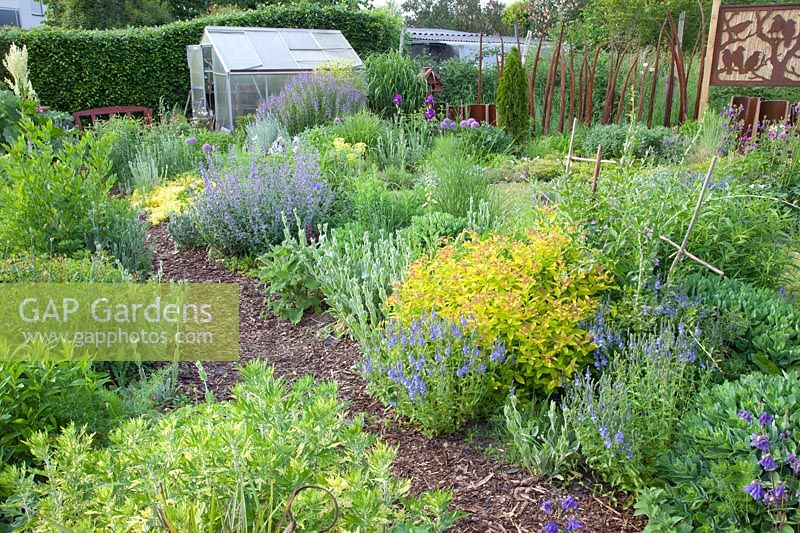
[563,326,711,490]
[362,313,507,435]
[258,73,366,136]
[188,148,334,256]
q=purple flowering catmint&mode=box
[744,480,766,501]
[258,73,366,135]
[392,93,404,106]
[759,453,778,471]
[185,136,198,146]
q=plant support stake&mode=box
[661,156,725,276]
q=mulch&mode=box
[148,224,645,532]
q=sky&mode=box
[370,0,517,10]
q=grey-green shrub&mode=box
[244,113,286,154]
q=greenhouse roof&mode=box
[200,26,363,73]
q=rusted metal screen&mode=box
[710,3,800,86]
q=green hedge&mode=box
[0,6,401,112]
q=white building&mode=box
[0,0,45,28]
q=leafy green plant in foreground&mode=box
[4,362,461,531]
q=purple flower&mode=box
[201,143,213,152]
[541,500,553,515]
[424,107,436,121]
[561,495,579,511]
[490,342,506,363]
[737,410,752,423]
[565,518,583,531]
[759,453,778,471]
[392,93,404,106]
[744,480,766,501]
[543,521,558,533]
[424,94,436,106]
[764,482,788,505]
[439,118,456,130]
[759,411,773,426]
[185,136,198,146]
[459,119,469,128]
[467,117,480,128]
[750,434,771,452]
[333,117,342,125]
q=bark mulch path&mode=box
[149,224,645,533]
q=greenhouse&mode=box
[187,26,363,131]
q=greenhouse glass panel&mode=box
[249,32,297,70]
[230,74,268,121]
[280,31,321,50]
[214,73,232,131]
[312,32,350,49]
[292,49,327,64]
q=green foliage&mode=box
[374,113,433,170]
[633,488,692,533]
[0,360,121,466]
[167,208,204,250]
[387,226,613,395]
[341,174,425,235]
[0,252,133,283]
[3,362,459,531]
[685,274,800,373]
[496,47,528,143]
[257,224,323,324]
[0,90,21,148]
[581,123,683,161]
[553,166,798,288]
[0,6,402,112]
[503,394,580,479]
[437,58,498,105]
[427,136,493,218]
[330,110,381,147]
[396,211,468,254]
[365,51,427,116]
[305,227,417,341]
[0,119,151,274]
[456,124,513,159]
[44,0,172,29]
[652,371,800,531]
[564,327,708,491]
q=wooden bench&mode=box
[72,106,153,129]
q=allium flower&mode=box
[459,119,469,128]
[333,117,342,125]
[543,521,558,533]
[744,480,766,501]
[750,434,771,452]
[467,117,480,128]
[392,93,404,106]
[738,410,753,423]
[561,495,579,511]
[184,136,198,146]
[759,411,773,426]
[439,118,456,130]
[424,94,436,106]
[565,517,584,531]
[424,107,436,121]
[541,500,553,515]
[759,453,777,471]
[201,143,213,152]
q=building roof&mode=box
[407,28,519,46]
[200,26,363,73]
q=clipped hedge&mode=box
[0,6,401,112]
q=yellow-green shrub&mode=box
[132,172,200,225]
[386,227,613,394]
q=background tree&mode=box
[401,0,510,33]
[497,47,529,142]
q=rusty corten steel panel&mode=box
[710,3,800,87]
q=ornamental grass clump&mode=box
[259,72,366,136]
[189,149,334,256]
[386,225,613,395]
[363,312,506,435]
